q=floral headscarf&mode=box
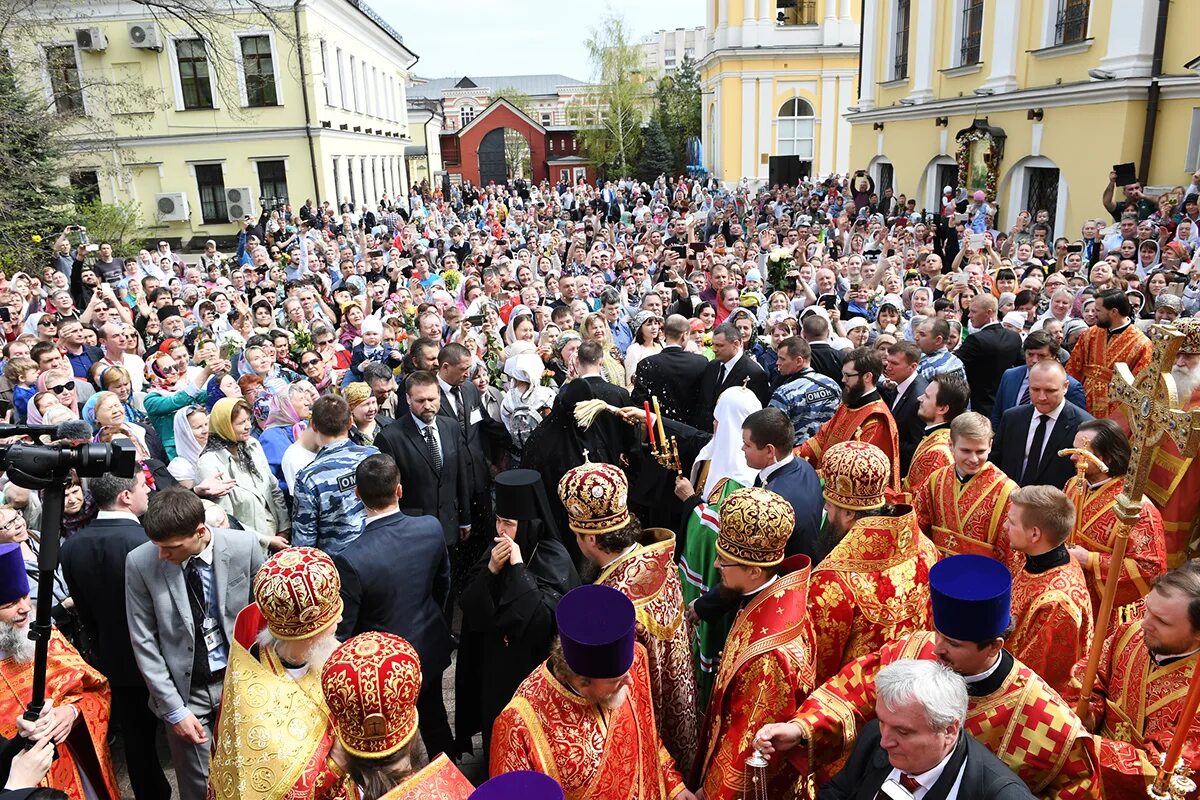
[202,398,260,479]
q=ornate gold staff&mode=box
[1056,447,1108,546]
[1071,327,1200,731]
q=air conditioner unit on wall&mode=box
[225,187,254,221]
[127,22,162,51]
[76,28,107,52]
[156,192,190,222]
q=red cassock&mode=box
[0,630,120,800]
[1065,475,1166,630]
[1066,617,1200,799]
[796,397,901,496]
[694,556,816,800]
[1065,323,1152,419]
[377,755,474,800]
[789,631,1102,800]
[490,645,687,800]
[913,462,1016,563]
[1008,558,1094,699]
[807,506,936,684]
[903,426,952,494]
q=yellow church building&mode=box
[699,0,861,185]
[850,0,1200,238]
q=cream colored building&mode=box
[852,0,1200,238]
[406,99,445,188]
[699,0,860,185]
[637,26,707,79]
[10,0,417,245]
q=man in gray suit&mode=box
[125,488,264,800]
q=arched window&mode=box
[776,98,815,159]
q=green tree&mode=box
[492,86,535,179]
[654,54,702,174]
[635,119,672,184]
[570,11,646,176]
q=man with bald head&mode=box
[992,360,1094,488]
[957,293,1023,419]
[631,314,709,429]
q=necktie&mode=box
[1022,413,1048,485]
[753,475,764,488]
[1018,381,1030,406]
[424,425,442,472]
[899,774,921,793]
[451,385,468,430]
[184,559,211,684]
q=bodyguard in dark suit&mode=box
[334,454,454,760]
[881,341,930,476]
[437,342,506,495]
[802,313,845,383]
[61,471,170,800]
[632,314,709,429]
[699,323,771,429]
[377,370,472,547]
[742,409,825,562]
[957,295,1023,419]
[990,331,1087,431]
[992,361,1094,488]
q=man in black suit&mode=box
[61,471,170,800]
[377,370,472,548]
[334,454,454,760]
[632,314,708,429]
[574,339,637,458]
[741,408,825,562]
[437,342,506,527]
[699,322,770,429]
[882,340,930,476]
[992,360,1094,488]
[958,294,1023,419]
[818,660,1034,799]
[801,312,844,383]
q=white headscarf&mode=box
[168,405,205,483]
[696,387,762,500]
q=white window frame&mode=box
[1039,0,1094,48]
[336,48,349,110]
[884,0,912,82]
[231,28,284,108]
[1186,107,1200,173]
[362,62,371,116]
[167,34,220,112]
[40,39,87,116]
[349,55,360,112]
[320,39,332,106]
[775,97,816,160]
[949,0,984,68]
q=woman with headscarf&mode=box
[579,312,626,387]
[97,365,147,425]
[456,469,581,756]
[345,382,381,446]
[196,398,290,554]
[258,382,316,482]
[26,368,80,424]
[546,330,581,387]
[167,405,208,487]
[499,350,556,457]
[82,390,167,463]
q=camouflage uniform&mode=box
[770,366,842,447]
[291,438,379,557]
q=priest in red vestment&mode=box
[753,554,1102,800]
[558,458,698,773]
[796,346,900,496]
[1146,318,1200,566]
[1064,288,1152,419]
[808,441,936,685]
[0,542,119,800]
[913,412,1017,563]
[491,584,693,800]
[692,487,815,800]
[1065,562,1200,799]
[1065,418,1167,629]
[321,632,473,800]
[902,374,968,492]
[209,547,349,800]
[1004,485,1093,698]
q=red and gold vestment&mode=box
[210,604,349,800]
[797,396,900,496]
[807,505,936,684]
[695,555,815,800]
[1065,475,1166,629]
[903,426,952,494]
[789,631,1102,800]
[913,462,1016,562]
[1066,618,1200,800]
[1145,387,1200,566]
[490,644,686,800]
[0,630,119,800]
[1065,323,1152,419]
[378,755,473,800]
[1008,558,1094,698]
[596,528,698,773]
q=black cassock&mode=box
[454,517,580,755]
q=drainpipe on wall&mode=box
[1137,0,1170,185]
[293,0,322,202]
[856,0,865,100]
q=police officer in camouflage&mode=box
[291,394,379,557]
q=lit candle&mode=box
[643,401,656,449]
[652,396,667,449]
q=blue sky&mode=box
[381,0,705,81]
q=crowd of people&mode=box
[1,164,1200,800]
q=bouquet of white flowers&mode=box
[766,247,795,293]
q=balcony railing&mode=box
[960,0,984,66]
[1054,0,1089,45]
